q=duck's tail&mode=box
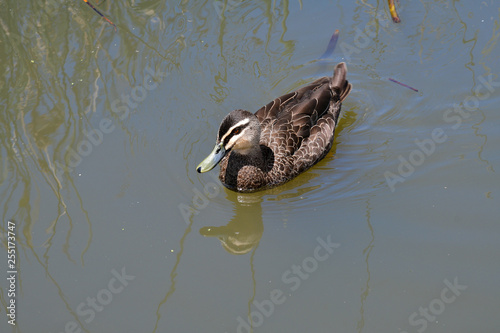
[330,62,352,103]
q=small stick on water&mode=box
[320,29,340,59]
[82,0,117,31]
[388,0,401,23]
[389,78,418,92]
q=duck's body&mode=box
[197,62,351,192]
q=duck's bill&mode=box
[196,143,226,173]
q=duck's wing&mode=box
[254,77,330,156]
[292,62,351,174]
[255,63,351,163]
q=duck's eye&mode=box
[233,128,241,135]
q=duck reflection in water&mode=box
[200,194,263,255]
[199,169,325,255]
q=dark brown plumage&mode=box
[197,62,352,192]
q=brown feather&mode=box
[217,63,352,192]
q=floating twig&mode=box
[388,0,401,23]
[389,78,418,92]
[82,0,117,31]
[320,29,340,59]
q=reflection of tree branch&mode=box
[32,241,92,333]
[19,84,79,264]
[356,197,374,333]
[247,246,258,333]
[452,1,495,174]
[72,177,94,265]
[152,217,194,333]
[0,2,192,332]
[36,244,90,333]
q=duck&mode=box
[196,62,352,192]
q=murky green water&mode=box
[1,0,499,332]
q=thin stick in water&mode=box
[82,0,117,31]
[389,78,418,92]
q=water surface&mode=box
[0,0,499,332]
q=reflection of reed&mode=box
[209,0,297,103]
[33,243,92,333]
[152,215,194,333]
[451,1,495,174]
[356,197,374,333]
[247,246,258,333]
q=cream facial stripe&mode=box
[226,127,250,149]
[220,118,250,148]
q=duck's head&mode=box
[197,109,261,173]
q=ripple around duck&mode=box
[198,117,388,217]
[248,66,437,213]
[188,70,396,216]
[191,140,382,218]
[188,54,469,216]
